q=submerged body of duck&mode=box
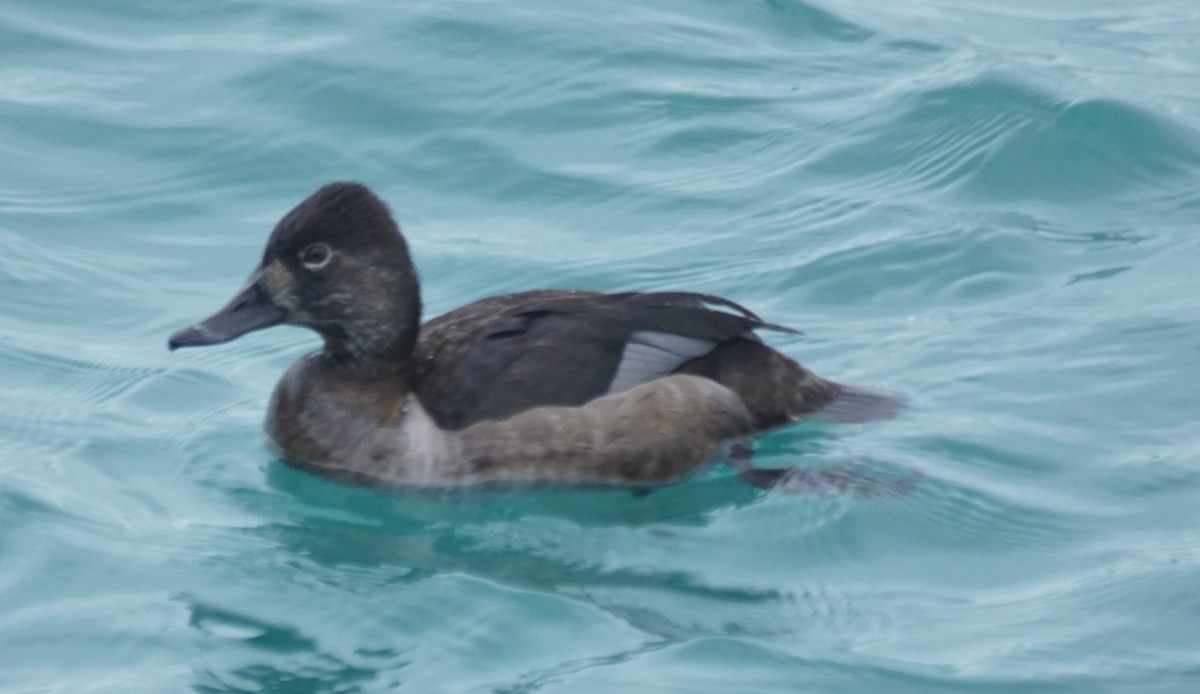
[169,182,903,491]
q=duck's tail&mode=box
[807,384,907,423]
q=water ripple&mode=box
[3,0,1200,691]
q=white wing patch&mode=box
[608,331,716,394]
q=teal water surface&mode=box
[3,1,1200,691]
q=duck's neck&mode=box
[321,347,414,379]
[320,279,422,378]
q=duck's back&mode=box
[411,289,896,431]
[413,289,612,428]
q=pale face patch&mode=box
[263,260,301,311]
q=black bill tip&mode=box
[167,272,286,351]
[168,324,233,351]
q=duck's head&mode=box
[168,182,422,368]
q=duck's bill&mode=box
[168,273,286,350]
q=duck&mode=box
[168,182,903,492]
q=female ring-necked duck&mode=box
[169,182,903,491]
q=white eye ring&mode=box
[299,244,333,270]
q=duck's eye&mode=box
[299,244,332,269]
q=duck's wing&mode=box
[413,290,796,430]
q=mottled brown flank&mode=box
[453,375,754,486]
